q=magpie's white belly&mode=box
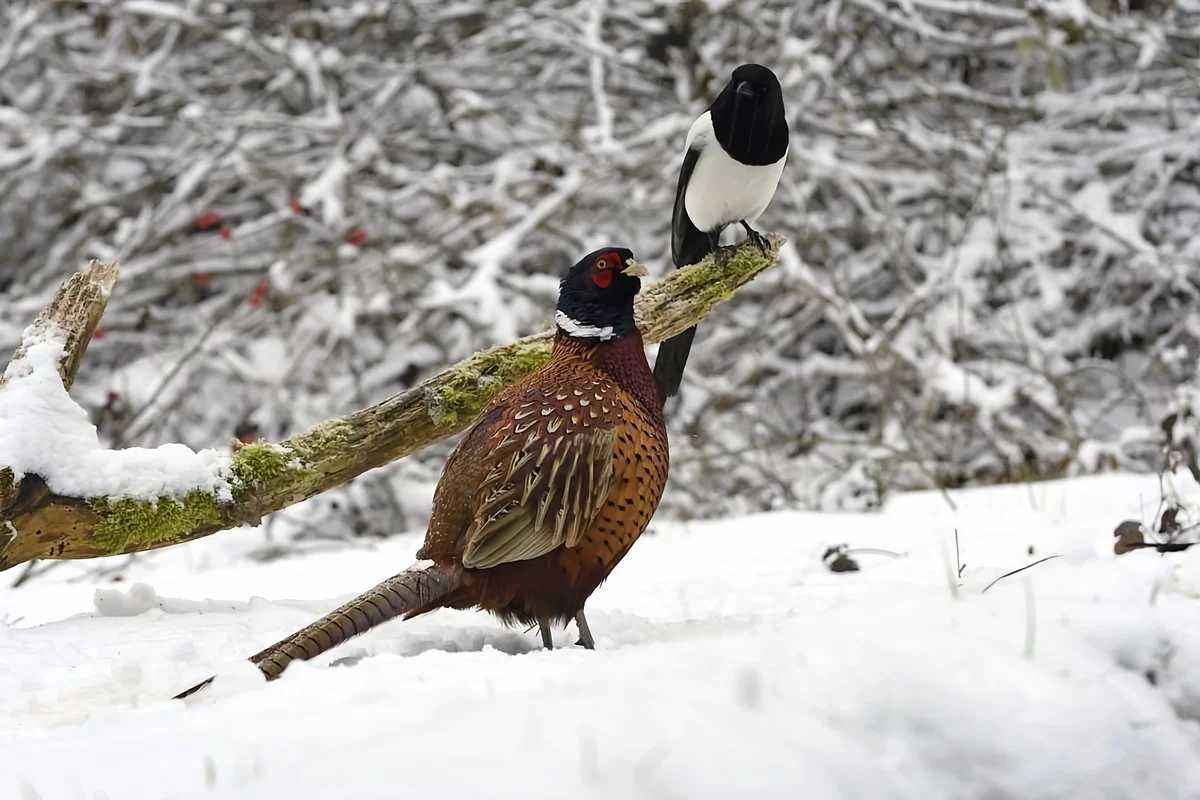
[684,145,786,233]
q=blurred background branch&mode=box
[1,0,1198,569]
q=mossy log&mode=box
[0,237,784,571]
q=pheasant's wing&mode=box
[460,380,621,570]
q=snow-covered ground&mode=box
[3,472,1200,799]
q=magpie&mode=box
[653,63,789,404]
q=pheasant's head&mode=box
[554,247,648,342]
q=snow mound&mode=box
[93,582,161,616]
[93,582,287,618]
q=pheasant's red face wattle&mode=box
[591,253,615,288]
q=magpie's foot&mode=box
[740,222,770,254]
[713,244,739,265]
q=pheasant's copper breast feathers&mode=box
[460,378,623,569]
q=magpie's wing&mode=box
[659,141,710,403]
[661,114,724,403]
[670,144,704,269]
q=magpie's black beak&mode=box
[733,81,757,121]
[732,81,759,153]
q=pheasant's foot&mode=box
[575,610,596,650]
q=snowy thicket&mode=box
[2,0,1200,547]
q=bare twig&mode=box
[981,555,1062,594]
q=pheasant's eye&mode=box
[592,256,612,288]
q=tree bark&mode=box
[0,237,783,571]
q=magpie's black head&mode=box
[709,63,788,167]
[555,247,646,342]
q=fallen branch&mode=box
[0,236,784,571]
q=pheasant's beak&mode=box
[621,259,649,277]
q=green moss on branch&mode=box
[431,338,554,426]
[231,441,310,491]
[634,234,784,342]
[90,492,222,555]
[679,245,761,306]
[85,442,318,556]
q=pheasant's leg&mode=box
[575,610,596,650]
[538,618,553,649]
[740,221,770,254]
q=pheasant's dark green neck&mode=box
[554,331,661,416]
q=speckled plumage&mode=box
[417,330,668,628]
[173,249,668,698]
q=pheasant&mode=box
[175,247,668,699]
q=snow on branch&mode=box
[0,236,784,571]
[1,260,120,513]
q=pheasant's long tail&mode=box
[173,564,460,699]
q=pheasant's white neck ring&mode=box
[555,310,615,341]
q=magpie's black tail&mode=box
[651,324,697,404]
[654,215,714,404]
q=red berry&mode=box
[248,280,269,308]
[92,327,105,341]
[239,432,257,444]
[194,211,222,231]
[289,198,307,214]
[218,224,232,240]
[345,227,367,246]
[193,271,211,286]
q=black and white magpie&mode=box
[653,63,789,404]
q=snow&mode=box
[421,168,587,343]
[3,472,1200,798]
[0,327,232,501]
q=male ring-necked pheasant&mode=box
[175,247,667,698]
